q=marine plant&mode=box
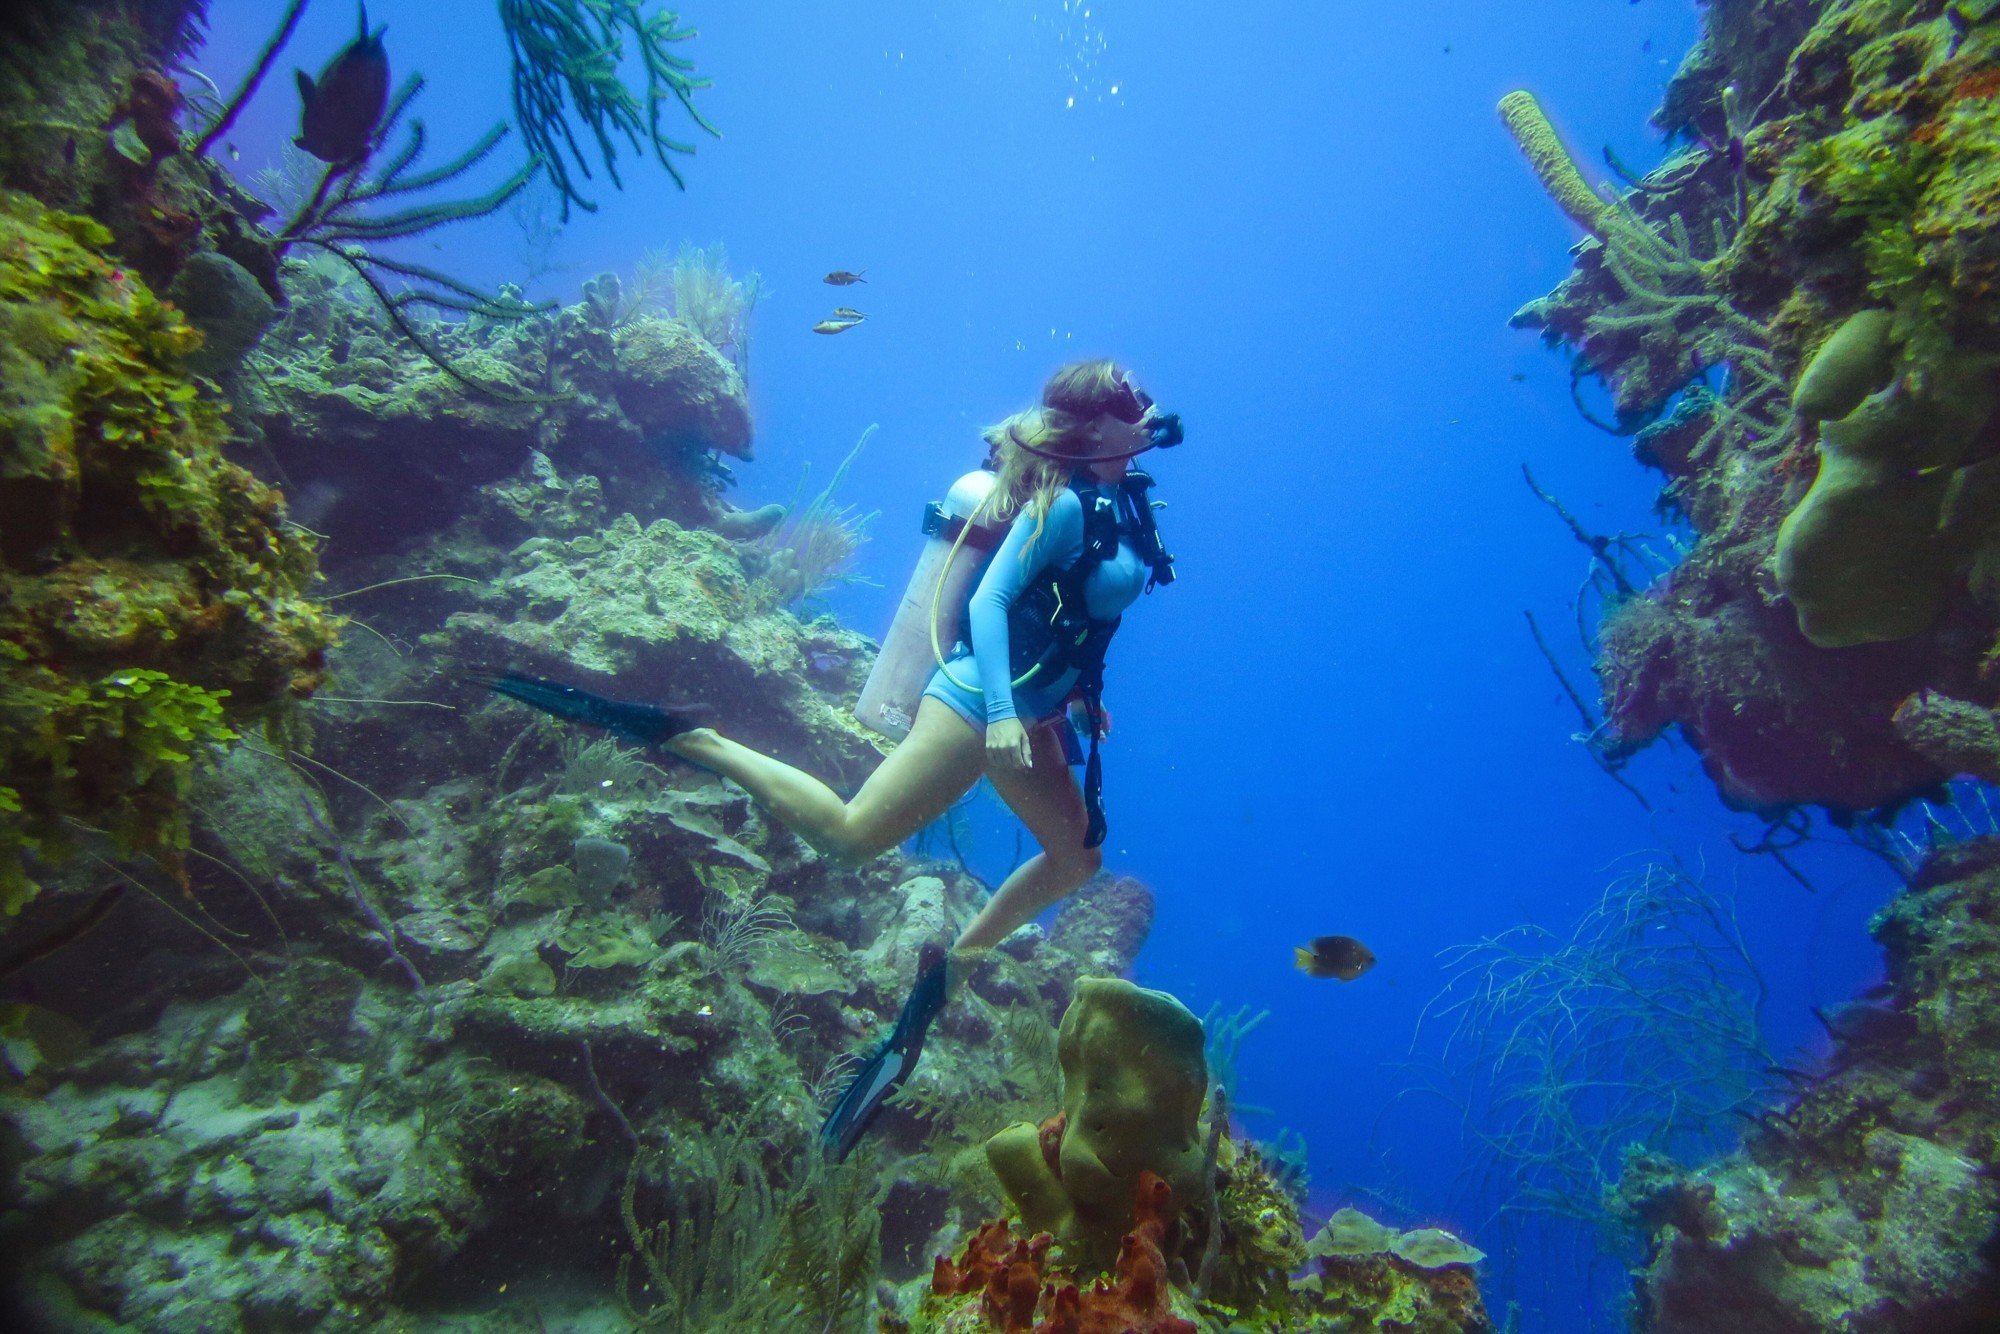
[697,870,793,971]
[555,734,662,796]
[616,1112,883,1329]
[757,424,879,607]
[668,241,760,363]
[1201,1002,1271,1112]
[499,0,718,218]
[1409,859,1772,1250]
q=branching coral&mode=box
[500,0,719,218]
[1501,87,1792,460]
[271,72,542,393]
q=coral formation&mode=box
[1509,0,2000,812]
[1497,90,1611,238]
[0,190,331,910]
[245,257,754,555]
[1610,838,2000,1330]
[985,978,1209,1270]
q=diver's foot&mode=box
[819,944,949,1163]
[473,671,710,748]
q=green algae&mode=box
[0,191,332,912]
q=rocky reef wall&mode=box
[1611,838,2000,1331]
[1512,0,2000,815]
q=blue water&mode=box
[195,3,1902,1327]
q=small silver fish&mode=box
[812,318,862,335]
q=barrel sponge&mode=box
[1793,309,1897,423]
[1776,350,2000,647]
[1498,90,1610,239]
[986,978,1209,1270]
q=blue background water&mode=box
[198,2,1908,1326]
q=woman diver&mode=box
[479,359,1182,1159]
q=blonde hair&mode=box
[981,359,1131,549]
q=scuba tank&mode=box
[854,469,1001,739]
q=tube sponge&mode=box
[986,978,1209,1270]
[1498,90,1610,239]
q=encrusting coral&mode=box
[921,1172,1199,1334]
[0,190,332,912]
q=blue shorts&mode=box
[921,656,1085,764]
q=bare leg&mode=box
[666,698,985,864]
[955,720,1103,951]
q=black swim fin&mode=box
[472,671,706,747]
[820,945,949,1163]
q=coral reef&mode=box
[431,453,886,784]
[1610,837,2000,1331]
[0,10,1514,1334]
[1509,0,2000,812]
[985,978,1209,1270]
[245,257,754,555]
[0,190,331,910]
[908,1170,1486,1334]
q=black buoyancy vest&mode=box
[989,470,1175,847]
[1001,470,1174,681]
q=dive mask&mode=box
[1018,372,1185,465]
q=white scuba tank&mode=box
[854,469,1002,740]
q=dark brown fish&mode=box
[832,307,867,320]
[812,318,862,335]
[823,270,867,285]
[1295,935,1376,981]
[295,2,390,164]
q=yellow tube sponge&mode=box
[1498,90,1610,239]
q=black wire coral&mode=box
[500,0,718,218]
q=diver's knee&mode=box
[1053,845,1102,887]
[820,827,894,869]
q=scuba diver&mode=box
[478,359,1181,1160]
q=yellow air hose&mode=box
[930,491,1043,694]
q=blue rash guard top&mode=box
[922,486,1150,730]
